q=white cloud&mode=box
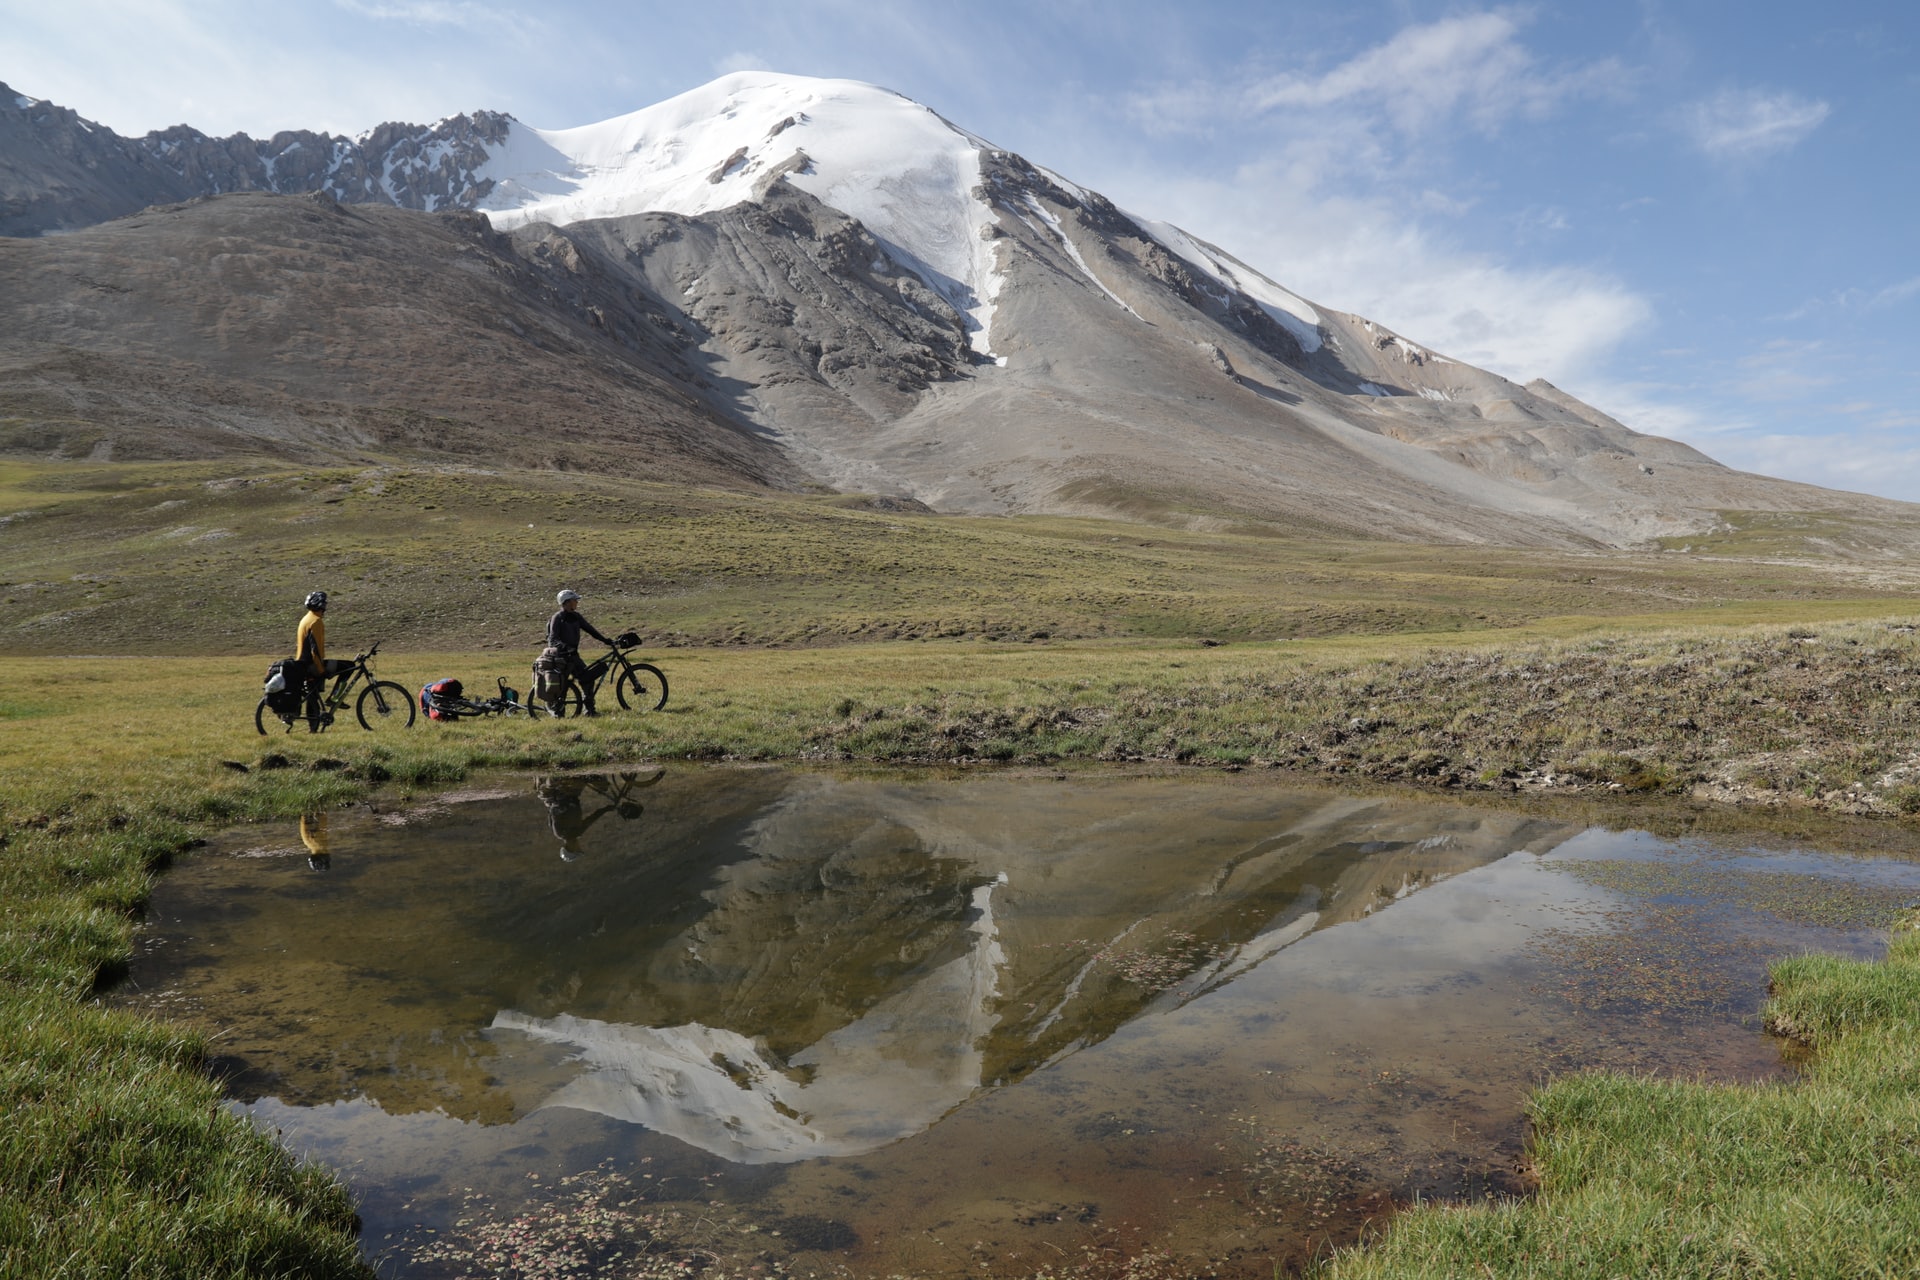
[1415,189,1477,217]
[1566,380,1738,444]
[1123,10,1618,155]
[1870,276,1920,309]
[1119,170,1650,388]
[1092,15,1652,394]
[1551,381,1920,502]
[715,51,772,75]
[1247,11,1619,136]
[1682,88,1830,160]
[1707,432,1920,501]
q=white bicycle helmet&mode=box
[556,589,580,606]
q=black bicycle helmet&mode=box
[305,590,328,611]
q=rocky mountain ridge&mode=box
[2,82,515,236]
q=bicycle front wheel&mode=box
[356,680,417,731]
[616,663,669,711]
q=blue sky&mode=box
[5,1,1917,500]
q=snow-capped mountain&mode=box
[471,75,1007,357]
[4,72,1912,548]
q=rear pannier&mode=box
[263,659,303,714]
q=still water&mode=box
[116,768,1920,1278]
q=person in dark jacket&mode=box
[548,589,611,715]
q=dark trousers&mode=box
[302,660,349,719]
[563,651,596,710]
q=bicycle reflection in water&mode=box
[537,769,665,861]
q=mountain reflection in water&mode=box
[127,769,1579,1159]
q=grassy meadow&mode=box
[7,455,1920,1277]
[7,457,1920,656]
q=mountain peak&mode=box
[475,72,1003,353]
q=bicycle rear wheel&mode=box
[255,697,291,736]
[356,680,417,731]
[551,680,589,717]
[616,663,669,711]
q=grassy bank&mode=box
[5,619,1920,1276]
[1312,910,1920,1278]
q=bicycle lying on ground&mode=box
[256,641,415,735]
[422,677,547,721]
[540,631,668,717]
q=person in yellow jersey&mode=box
[295,590,347,727]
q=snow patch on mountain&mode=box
[1016,192,1142,318]
[473,72,1005,356]
[1130,215,1324,354]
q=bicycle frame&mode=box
[315,643,383,713]
[259,640,413,735]
[575,644,647,701]
[540,635,667,715]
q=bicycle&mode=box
[423,677,548,721]
[541,630,668,717]
[256,641,415,735]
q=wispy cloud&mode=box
[1565,382,1920,502]
[1709,431,1920,500]
[715,51,771,75]
[331,0,492,24]
[1122,168,1650,388]
[1247,11,1616,137]
[1780,273,1920,321]
[1682,87,1830,160]
[1870,276,1920,309]
[1124,10,1618,149]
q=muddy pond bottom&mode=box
[116,768,1920,1278]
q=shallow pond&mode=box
[115,768,1920,1278]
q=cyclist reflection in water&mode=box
[300,811,330,872]
[536,770,663,861]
